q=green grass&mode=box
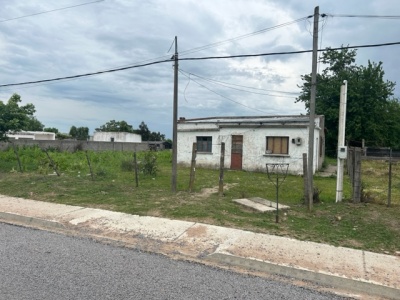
[0,146,399,254]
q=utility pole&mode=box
[336,81,348,202]
[307,6,319,211]
[171,36,178,193]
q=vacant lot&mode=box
[0,147,398,254]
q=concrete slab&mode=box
[233,197,289,212]
[0,195,83,220]
[249,197,290,209]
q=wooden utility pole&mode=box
[307,6,319,211]
[171,36,178,193]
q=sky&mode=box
[0,0,399,139]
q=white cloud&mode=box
[0,0,399,138]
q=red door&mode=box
[231,135,243,170]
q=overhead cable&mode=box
[179,70,268,113]
[1,41,400,88]
[0,0,104,23]
[323,14,400,19]
[179,69,298,98]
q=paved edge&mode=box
[206,253,400,300]
[0,212,65,230]
[1,210,399,300]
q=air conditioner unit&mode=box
[295,137,302,145]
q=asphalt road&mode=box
[0,222,348,300]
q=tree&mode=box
[0,93,36,141]
[137,121,150,141]
[296,48,400,154]
[70,126,89,140]
[137,121,165,141]
[23,116,44,131]
[44,127,59,134]
[95,120,134,133]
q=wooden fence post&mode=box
[43,149,60,176]
[189,143,197,192]
[134,152,139,187]
[347,147,354,185]
[388,148,392,207]
[302,153,309,204]
[85,151,94,180]
[353,147,362,203]
[219,142,225,196]
[11,142,23,172]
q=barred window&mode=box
[196,136,212,153]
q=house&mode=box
[7,131,56,140]
[92,131,142,143]
[177,115,325,174]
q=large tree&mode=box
[24,116,44,131]
[296,48,400,155]
[69,126,89,140]
[95,120,135,133]
[0,93,36,141]
[137,121,165,141]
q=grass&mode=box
[0,146,399,255]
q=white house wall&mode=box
[177,125,323,174]
[93,132,142,143]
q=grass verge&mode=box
[0,147,398,254]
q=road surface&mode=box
[0,222,348,300]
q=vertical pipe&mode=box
[336,81,347,202]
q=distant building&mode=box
[92,131,142,143]
[7,131,56,141]
[177,115,325,175]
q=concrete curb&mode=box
[207,253,400,300]
[0,212,65,231]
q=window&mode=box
[266,136,289,155]
[196,136,212,153]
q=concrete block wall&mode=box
[0,140,152,152]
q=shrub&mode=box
[141,151,158,176]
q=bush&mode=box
[141,151,158,176]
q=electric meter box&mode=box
[338,146,348,159]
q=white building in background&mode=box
[177,115,325,175]
[92,131,142,143]
[7,131,56,140]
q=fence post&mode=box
[189,143,197,192]
[11,142,23,172]
[134,152,139,187]
[219,142,225,196]
[302,153,309,204]
[388,148,392,207]
[353,147,362,203]
[85,151,94,180]
[348,147,354,185]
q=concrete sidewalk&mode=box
[0,195,399,299]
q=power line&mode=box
[1,41,400,88]
[179,69,298,98]
[0,59,172,87]
[179,41,400,61]
[179,16,311,56]
[179,70,268,113]
[323,14,400,19]
[0,15,312,91]
[0,0,104,23]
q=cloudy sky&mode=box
[1,0,399,138]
